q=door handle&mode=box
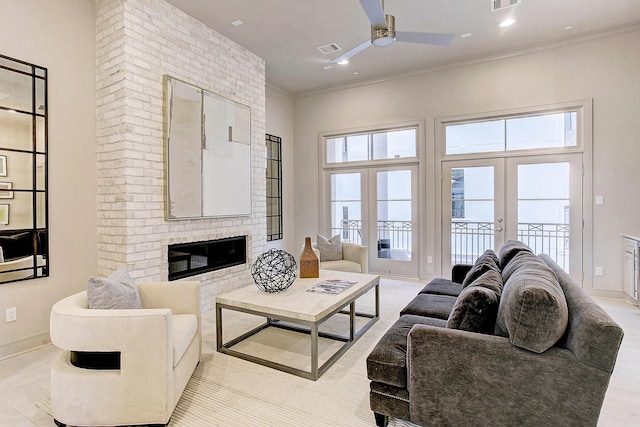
[496,218,504,232]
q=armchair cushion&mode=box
[87,268,141,309]
[317,234,342,261]
[172,314,198,367]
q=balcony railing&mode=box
[332,219,570,272]
[332,219,412,259]
[451,221,569,271]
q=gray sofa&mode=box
[367,240,624,427]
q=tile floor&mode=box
[0,283,639,426]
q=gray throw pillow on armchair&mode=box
[317,234,342,261]
[87,267,141,309]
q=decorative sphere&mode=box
[251,249,297,293]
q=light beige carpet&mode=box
[38,278,423,427]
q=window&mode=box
[266,134,282,241]
[445,111,577,155]
[326,128,417,164]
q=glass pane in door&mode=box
[517,162,570,271]
[330,173,362,244]
[450,166,495,265]
[376,170,412,261]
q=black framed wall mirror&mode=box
[0,54,48,283]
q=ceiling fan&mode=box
[332,0,456,64]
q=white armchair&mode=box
[49,281,201,427]
[305,242,369,273]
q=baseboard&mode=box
[585,289,626,300]
[0,332,51,360]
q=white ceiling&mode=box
[164,0,640,95]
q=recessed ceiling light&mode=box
[564,25,574,30]
[499,18,516,27]
[323,65,333,70]
[337,59,349,65]
[231,20,243,26]
[460,33,472,39]
[353,72,359,75]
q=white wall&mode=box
[265,84,295,254]
[95,0,267,311]
[0,0,97,358]
[293,27,640,296]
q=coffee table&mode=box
[216,270,380,380]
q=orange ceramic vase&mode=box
[299,237,319,278]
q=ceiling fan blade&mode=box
[331,39,372,63]
[396,31,456,46]
[359,0,388,30]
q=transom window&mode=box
[445,110,577,155]
[326,128,417,164]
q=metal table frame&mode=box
[216,280,379,380]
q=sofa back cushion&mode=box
[501,250,549,283]
[447,269,502,334]
[495,261,568,353]
[498,240,533,268]
[461,249,500,288]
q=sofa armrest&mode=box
[451,264,472,284]
[342,242,368,273]
[406,324,613,426]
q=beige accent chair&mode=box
[306,242,369,273]
[49,281,201,427]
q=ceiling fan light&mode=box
[372,33,395,47]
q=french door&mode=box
[326,165,419,277]
[442,153,583,281]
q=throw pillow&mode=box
[447,284,500,334]
[317,234,342,262]
[468,269,503,296]
[462,250,500,288]
[87,267,141,309]
[495,265,568,353]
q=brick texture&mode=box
[96,0,266,310]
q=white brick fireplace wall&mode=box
[95,0,266,310]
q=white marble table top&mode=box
[216,269,380,322]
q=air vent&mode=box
[491,0,520,11]
[317,43,342,55]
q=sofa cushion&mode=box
[87,268,141,309]
[447,270,501,334]
[319,259,361,273]
[501,250,549,283]
[461,249,500,288]
[367,314,447,388]
[400,294,457,319]
[419,277,462,297]
[495,262,568,353]
[172,314,198,367]
[498,240,533,268]
[317,234,342,261]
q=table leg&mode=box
[216,304,222,351]
[311,323,319,379]
[349,301,355,341]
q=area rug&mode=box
[36,278,422,426]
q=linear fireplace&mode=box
[168,236,247,280]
